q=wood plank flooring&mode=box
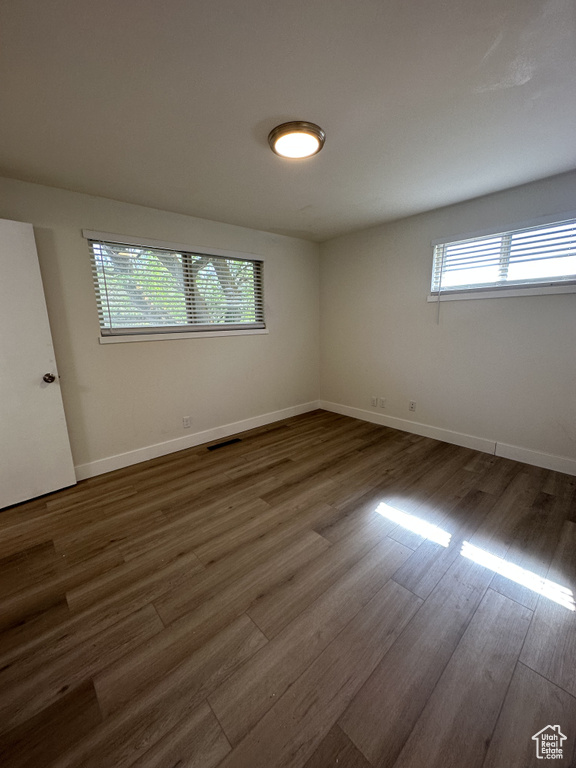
[1,410,575,768]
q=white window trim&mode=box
[427,282,576,303]
[83,230,266,340]
[429,210,576,302]
[98,328,268,344]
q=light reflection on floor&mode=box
[461,541,575,611]
[375,503,451,547]
[375,502,575,611]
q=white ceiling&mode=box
[1,0,575,242]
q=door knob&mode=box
[43,373,56,383]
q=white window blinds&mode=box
[432,218,576,295]
[86,236,264,336]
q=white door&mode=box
[0,218,76,508]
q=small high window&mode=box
[431,218,576,298]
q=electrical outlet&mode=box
[182,416,192,428]
[409,401,416,412]
[379,398,386,408]
[371,396,378,407]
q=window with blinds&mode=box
[86,235,265,336]
[431,218,576,296]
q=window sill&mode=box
[98,329,269,344]
[427,283,576,302]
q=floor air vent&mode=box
[207,438,242,451]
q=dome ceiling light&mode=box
[268,121,326,159]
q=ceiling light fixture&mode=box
[268,121,326,159]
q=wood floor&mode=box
[1,410,575,768]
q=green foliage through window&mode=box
[88,240,264,335]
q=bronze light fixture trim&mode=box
[268,121,326,159]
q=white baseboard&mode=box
[75,401,321,480]
[75,399,576,480]
[495,443,576,476]
[320,401,496,454]
[320,400,576,476]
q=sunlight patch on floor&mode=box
[461,541,575,611]
[374,502,574,611]
[375,503,451,547]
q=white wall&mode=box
[320,171,576,472]
[0,177,320,476]
[3,170,575,481]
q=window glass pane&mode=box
[441,237,501,288]
[192,257,257,324]
[508,224,576,282]
[508,255,576,282]
[93,244,186,328]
